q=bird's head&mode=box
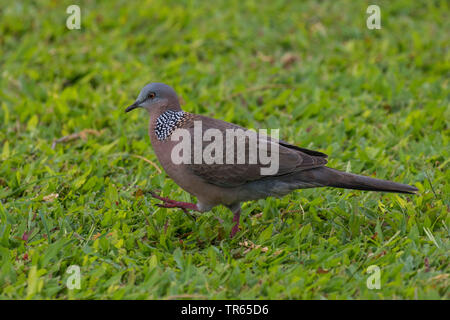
[125,83,181,114]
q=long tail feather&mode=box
[304,167,418,194]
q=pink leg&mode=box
[230,209,241,238]
[155,201,199,211]
[148,191,199,218]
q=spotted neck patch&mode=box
[155,110,187,140]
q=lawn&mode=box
[0,0,448,299]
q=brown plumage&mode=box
[125,83,418,237]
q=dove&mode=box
[125,83,417,237]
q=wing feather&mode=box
[182,114,327,187]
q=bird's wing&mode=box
[181,114,327,188]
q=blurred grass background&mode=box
[0,0,448,299]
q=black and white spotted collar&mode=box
[155,110,187,141]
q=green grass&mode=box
[0,0,448,299]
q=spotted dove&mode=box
[125,83,417,237]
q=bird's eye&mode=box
[148,92,156,99]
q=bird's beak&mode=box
[125,102,140,113]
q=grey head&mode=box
[125,83,181,113]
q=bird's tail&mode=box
[302,167,418,194]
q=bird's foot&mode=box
[230,224,240,238]
[148,191,198,219]
[230,209,241,238]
